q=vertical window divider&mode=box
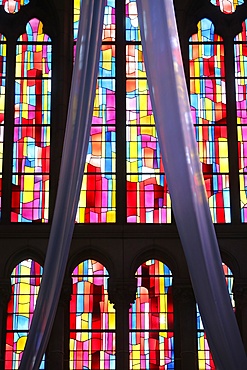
[116,0,127,224]
[224,33,241,223]
[1,36,15,223]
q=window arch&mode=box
[11,18,52,223]
[0,33,6,220]
[189,18,230,223]
[70,259,116,369]
[5,259,44,369]
[129,259,174,369]
[197,263,234,369]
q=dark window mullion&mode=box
[1,37,16,223]
[224,35,241,223]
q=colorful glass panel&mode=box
[197,263,234,369]
[11,18,51,222]
[210,0,244,14]
[126,0,140,42]
[5,259,44,369]
[70,260,116,370]
[1,0,30,13]
[189,19,231,223]
[129,260,174,369]
[126,19,171,223]
[0,34,6,221]
[234,20,247,222]
[74,1,116,223]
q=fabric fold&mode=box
[19,2,105,369]
[136,0,247,368]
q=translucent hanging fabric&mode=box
[19,1,106,369]
[136,0,247,369]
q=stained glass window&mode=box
[189,19,231,223]
[70,259,116,369]
[126,0,171,223]
[197,263,234,369]
[1,0,30,14]
[5,259,44,369]
[11,18,51,222]
[210,0,244,14]
[74,1,116,223]
[234,20,247,222]
[129,259,174,369]
[0,34,6,220]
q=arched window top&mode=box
[18,18,51,43]
[210,0,244,14]
[189,18,223,43]
[1,0,30,14]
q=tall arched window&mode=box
[0,33,6,220]
[234,19,247,221]
[70,259,116,369]
[129,259,174,369]
[11,18,52,222]
[197,263,234,369]
[189,18,230,223]
[5,259,44,369]
[74,1,116,223]
[126,0,171,223]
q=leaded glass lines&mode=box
[5,259,44,369]
[129,260,174,369]
[189,19,231,222]
[70,260,116,370]
[11,18,51,222]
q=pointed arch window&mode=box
[0,0,30,14]
[234,19,247,221]
[70,259,116,369]
[197,263,234,369]
[5,259,44,369]
[11,18,52,222]
[0,34,6,220]
[189,18,231,223]
[210,0,244,14]
[129,259,174,369]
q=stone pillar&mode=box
[46,278,72,370]
[108,278,137,370]
[0,279,11,370]
[233,282,247,353]
[173,282,198,370]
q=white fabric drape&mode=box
[136,0,247,369]
[19,2,105,369]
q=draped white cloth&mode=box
[19,2,105,369]
[136,0,247,368]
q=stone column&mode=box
[233,282,247,353]
[108,278,137,370]
[0,279,11,370]
[46,278,72,370]
[173,282,198,370]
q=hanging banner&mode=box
[19,1,105,369]
[136,0,247,368]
